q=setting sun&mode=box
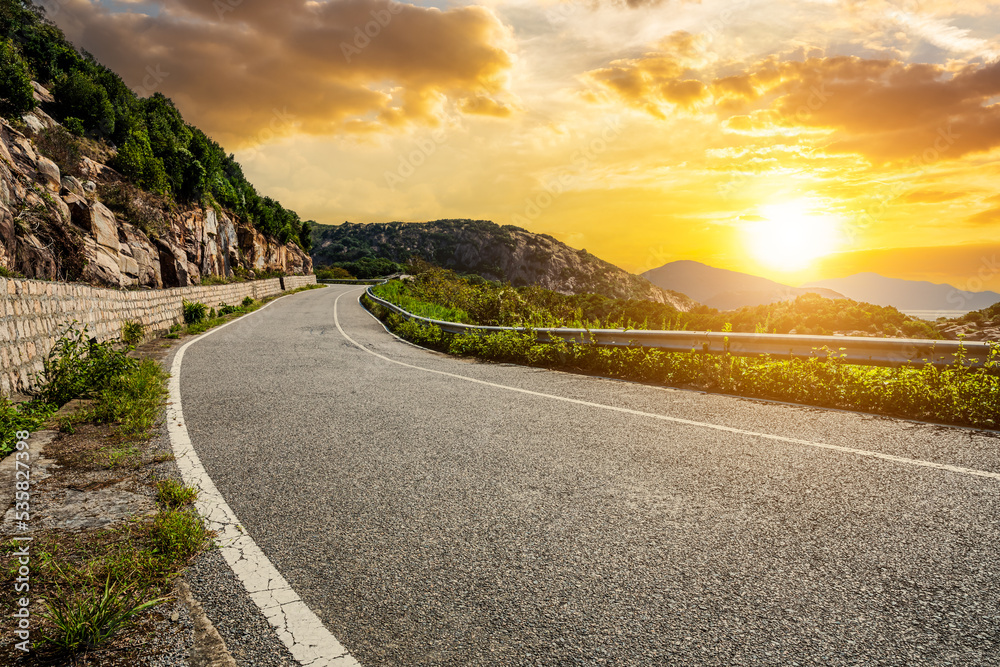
[745,201,841,272]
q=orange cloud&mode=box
[587,33,709,116]
[588,47,1000,163]
[51,0,514,145]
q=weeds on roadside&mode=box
[41,575,166,654]
[182,300,207,325]
[155,479,197,508]
[150,510,209,564]
[121,320,145,346]
[28,508,212,657]
[33,323,138,406]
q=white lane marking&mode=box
[168,290,361,667]
[337,290,1000,483]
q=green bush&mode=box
[0,398,53,456]
[41,576,165,655]
[33,323,137,407]
[63,116,85,137]
[366,294,1000,431]
[91,359,167,438]
[121,320,145,346]
[150,509,208,563]
[182,300,207,324]
[51,69,115,136]
[316,266,354,280]
[241,296,254,308]
[155,479,197,508]
[0,38,35,118]
[113,129,170,194]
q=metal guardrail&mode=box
[363,287,997,370]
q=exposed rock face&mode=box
[313,219,697,309]
[0,112,311,288]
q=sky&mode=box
[43,0,1000,290]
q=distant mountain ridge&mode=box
[642,260,845,310]
[804,273,1000,313]
[312,220,698,309]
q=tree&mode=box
[113,129,170,193]
[0,39,36,118]
[51,69,114,135]
[300,221,314,251]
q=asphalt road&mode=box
[180,284,1000,666]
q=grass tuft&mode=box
[155,479,197,508]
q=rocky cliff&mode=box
[0,87,311,289]
[312,220,697,309]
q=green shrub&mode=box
[34,323,137,407]
[0,38,35,118]
[241,296,254,308]
[155,479,197,508]
[41,576,165,655]
[316,266,354,280]
[91,359,167,438]
[121,320,145,346]
[113,129,170,194]
[368,294,1000,431]
[182,300,207,324]
[150,509,208,563]
[63,116,85,137]
[51,69,115,136]
[0,398,53,456]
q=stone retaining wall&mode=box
[1,275,316,396]
[280,275,317,291]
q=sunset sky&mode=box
[47,0,1000,289]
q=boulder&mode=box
[35,156,60,192]
[31,81,54,104]
[61,176,85,197]
[21,113,45,135]
[90,202,119,251]
[82,239,122,286]
[118,254,139,279]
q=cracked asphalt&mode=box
[179,285,1000,666]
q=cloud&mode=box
[50,0,515,146]
[587,31,710,116]
[900,189,970,204]
[966,206,1000,225]
[586,44,1000,162]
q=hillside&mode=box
[642,260,845,310]
[312,220,697,309]
[804,273,1000,313]
[0,1,311,286]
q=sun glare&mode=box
[744,201,841,271]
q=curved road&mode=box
[180,285,1000,666]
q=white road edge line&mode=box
[341,290,1000,483]
[167,289,361,667]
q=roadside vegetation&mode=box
[315,257,403,280]
[373,268,942,337]
[0,314,217,661]
[366,270,999,430]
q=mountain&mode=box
[642,260,845,310]
[0,4,311,286]
[312,220,698,309]
[804,273,1000,314]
